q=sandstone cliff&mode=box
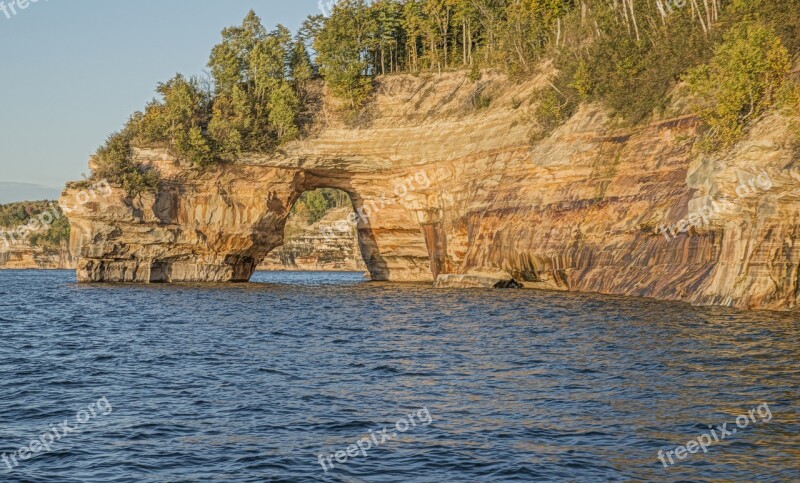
[258,207,366,272]
[0,242,74,269]
[61,72,800,311]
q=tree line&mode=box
[93,1,799,193]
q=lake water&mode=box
[0,270,797,482]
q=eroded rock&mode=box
[61,73,800,310]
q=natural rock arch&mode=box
[60,73,800,310]
[63,155,439,284]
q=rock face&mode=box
[435,272,521,289]
[0,242,74,269]
[258,207,366,272]
[61,72,800,310]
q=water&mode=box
[0,270,797,482]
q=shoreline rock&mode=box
[60,73,800,311]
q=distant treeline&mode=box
[0,201,70,249]
[93,0,800,194]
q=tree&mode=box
[402,0,425,71]
[208,84,252,159]
[290,39,315,98]
[178,126,214,166]
[208,10,266,94]
[249,33,286,103]
[298,15,325,52]
[314,0,374,111]
[269,83,300,142]
[687,22,792,150]
[373,0,403,75]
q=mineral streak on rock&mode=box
[61,73,800,310]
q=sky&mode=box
[0,0,323,202]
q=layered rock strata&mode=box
[0,242,74,269]
[61,72,800,310]
[258,207,367,272]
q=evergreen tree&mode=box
[269,83,301,142]
[290,40,315,96]
[208,84,252,160]
[314,0,374,111]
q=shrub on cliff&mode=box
[127,74,219,166]
[92,132,160,196]
[686,23,793,151]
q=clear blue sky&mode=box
[0,0,321,200]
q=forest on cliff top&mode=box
[90,0,800,196]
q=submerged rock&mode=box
[434,273,521,289]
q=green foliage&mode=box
[548,0,719,125]
[203,13,306,153]
[530,78,579,140]
[269,83,301,141]
[208,10,266,94]
[29,216,70,249]
[290,40,314,89]
[314,0,375,112]
[177,126,215,167]
[208,84,252,160]
[0,201,70,249]
[0,201,54,228]
[99,8,310,183]
[686,23,792,151]
[92,132,160,196]
[729,0,800,55]
[303,190,331,224]
[126,73,218,165]
[291,188,351,224]
[568,59,592,102]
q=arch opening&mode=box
[258,188,367,274]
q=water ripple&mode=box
[0,270,797,482]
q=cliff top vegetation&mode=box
[91,0,800,195]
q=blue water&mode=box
[0,270,797,482]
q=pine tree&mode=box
[269,83,300,142]
[314,0,374,111]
